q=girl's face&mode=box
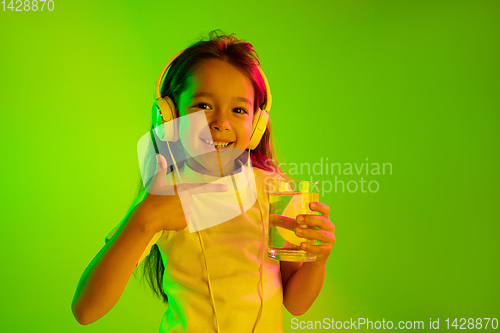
[177,59,255,176]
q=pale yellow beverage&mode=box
[268,181,320,262]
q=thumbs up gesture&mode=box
[133,154,228,233]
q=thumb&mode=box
[149,154,168,193]
[270,214,297,231]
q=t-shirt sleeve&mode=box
[104,189,163,267]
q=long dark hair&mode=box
[135,30,288,303]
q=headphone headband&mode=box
[154,49,186,100]
[154,49,272,112]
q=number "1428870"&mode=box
[1,0,54,11]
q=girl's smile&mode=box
[200,136,233,149]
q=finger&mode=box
[176,182,229,195]
[270,214,297,231]
[300,242,332,254]
[295,227,335,243]
[309,202,330,219]
[149,154,169,194]
[297,214,334,232]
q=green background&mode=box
[1,0,498,332]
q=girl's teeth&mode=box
[214,142,230,148]
[202,138,230,148]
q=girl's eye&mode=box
[233,108,248,114]
[195,103,211,110]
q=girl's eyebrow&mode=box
[192,92,251,105]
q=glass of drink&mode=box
[268,180,321,262]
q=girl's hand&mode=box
[133,154,228,233]
[295,202,336,265]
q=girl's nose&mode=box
[209,113,231,131]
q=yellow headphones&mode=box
[152,48,272,150]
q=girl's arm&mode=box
[71,208,158,325]
[281,260,327,316]
[281,202,335,316]
[71,155,228,325]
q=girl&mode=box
[72,30,336,333]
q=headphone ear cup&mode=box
[152,97,179,142]
[152,101,166,140]
[248,108,269,150]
